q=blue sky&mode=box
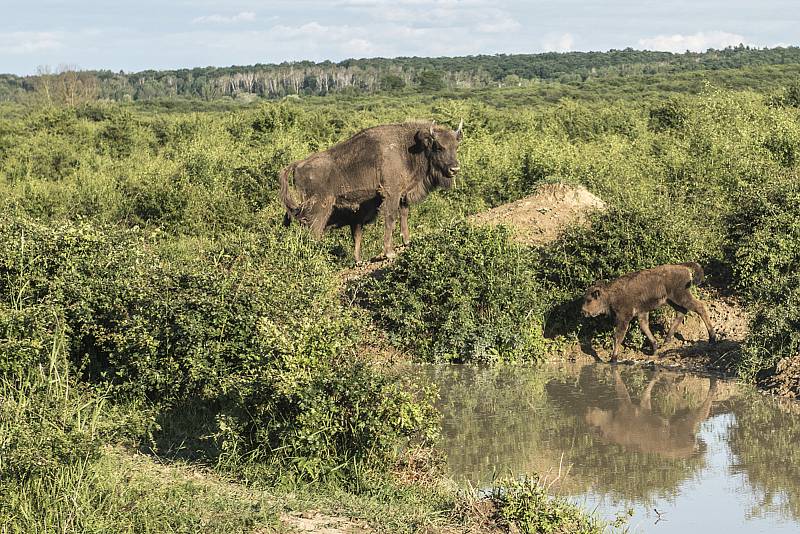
[1,1,798,75]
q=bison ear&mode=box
[415,129,433,148]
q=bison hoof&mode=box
[384,251,397,260]
[709,334,718,343]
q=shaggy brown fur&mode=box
[280,121,462,262]
[581,262,717,362]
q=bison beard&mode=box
[279,121,463,262]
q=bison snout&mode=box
[448,166,460,176]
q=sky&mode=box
[1,0,799,75]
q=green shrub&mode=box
[0,216,436,480]
[217,357,438,481]
[729,181,800,380]
[491,475,606,534]
[352,222,550,363]
[538,202,717,292]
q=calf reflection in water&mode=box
[585,368,717,458]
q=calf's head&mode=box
[414,120,463,189]
[581,284,610,317]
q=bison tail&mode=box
[682,262,705,285]
[279,162,301,219]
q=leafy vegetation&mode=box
[491,475,607,534]
[2,46,800,530]
[352,223,550,363]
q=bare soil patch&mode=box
[469,183,606,245]
[279,511,370,534]
[758,356,800,399]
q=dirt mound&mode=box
[759,356,800,399]
[470,183,606,245]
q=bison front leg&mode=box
[400,202,411,246]
[610,317,631,364]
[351,223,363,264]
[382,195,401,259]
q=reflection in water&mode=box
[421,362,800,533]
[584,369,716,459]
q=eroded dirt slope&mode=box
[469,183,606,245]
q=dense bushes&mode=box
[728,181,800,380]
[353,222,550,363]
[538,202,719,292]
[0,216,435,480]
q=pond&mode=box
[420,361,800,533]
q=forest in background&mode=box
[2,45,800,103]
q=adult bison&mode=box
[279,120,463,262]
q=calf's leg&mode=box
[637,311,659,353]
[672,292,717,342]
[610,317,631,363]
[664,301,687,343]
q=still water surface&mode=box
[420,362,800,533]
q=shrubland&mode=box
[1,64,799,531]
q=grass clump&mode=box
[491,475,611,534]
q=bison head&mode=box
[581,284,610,317]
[414,120,463,189]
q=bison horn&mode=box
[455,119,463,139]
[429,121,436,138]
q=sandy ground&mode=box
[469,183,606,245]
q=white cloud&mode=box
[477,16,521,34]
[638,31,749,52]
[0,31,62,54]
[192,11,256,24]
[541,33,574,52]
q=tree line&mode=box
[1,45,799,104]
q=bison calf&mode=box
[581,262,716,362]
